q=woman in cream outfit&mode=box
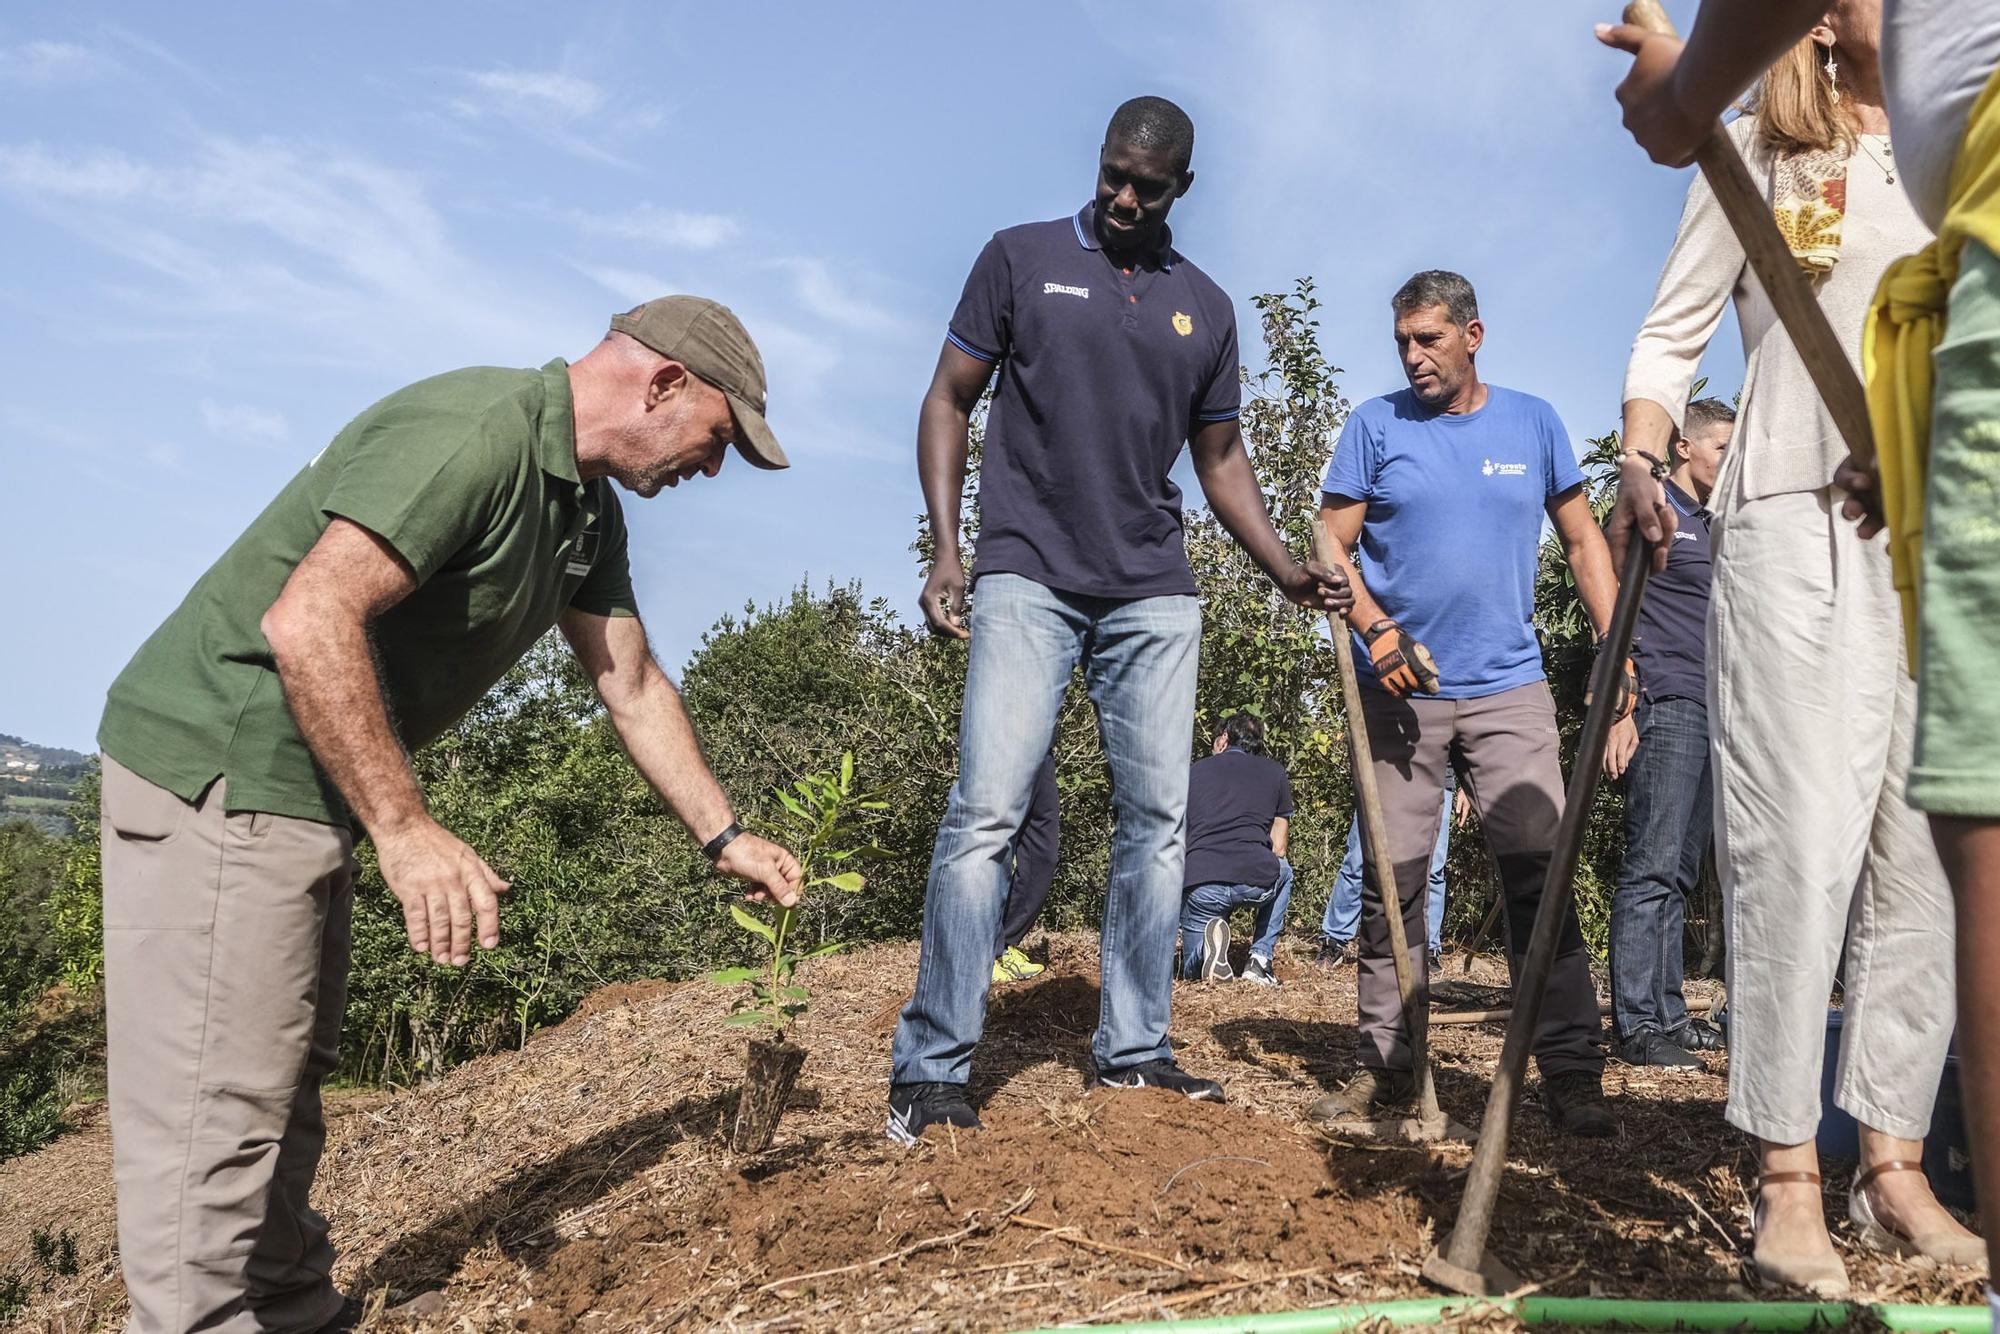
[1613,0,1981,1296]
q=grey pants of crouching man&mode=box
[101,756,356,1334]
[1352,681,1605,1079]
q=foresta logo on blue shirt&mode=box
[1481,458,1528,478]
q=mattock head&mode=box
[1421,1235,1521,1297]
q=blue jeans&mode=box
[891,574,1202,1085]
[1323,787,1450,953]
[1179,860,1295,978]
[1609,696,1713,1042]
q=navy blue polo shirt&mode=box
[1184,747,1294,891]
[946,202,1242,599]
[1625,479,1713,705]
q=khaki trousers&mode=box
[101,757,355,1334]
[1708,466,1956,1144]
[1353,681,1605,1078]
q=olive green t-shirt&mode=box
[99,359,637,826]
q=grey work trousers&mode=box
[1352,681,1605,1078]
[101,756,355,1334]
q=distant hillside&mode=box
[0,735,90,836]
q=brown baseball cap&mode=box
[609,296,789,470]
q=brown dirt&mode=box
[2,933,1985,1332]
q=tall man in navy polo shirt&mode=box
[887,97,1349,1142]
[1602,398,1733,1068]
[1309,270,1624,1138]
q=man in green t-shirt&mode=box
[96,296,801,1334]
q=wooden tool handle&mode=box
[1616,0,1876,467]
[1312,518,1442,1125]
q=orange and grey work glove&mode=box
[1585,656,1640,722]
[1360,619,1440,696]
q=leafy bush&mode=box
[2,274,1651,1125]
[0,807,103,1161]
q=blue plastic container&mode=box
[1816,1009,1974,1210]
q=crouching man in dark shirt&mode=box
[1179,714,1296,987]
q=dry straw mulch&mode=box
[2,933,1984,1331]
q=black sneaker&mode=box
[1675,1016,1726,1052]
[1315,938,1356,969]
[886,1081,982,1145]
[1241,955,1282,988]
[1200,917,1233,982]
[1618,1029,1702,1069]
[1542,1069,1616,1138]
[1426,946,1443,974]
[1099,1058,1226,1103]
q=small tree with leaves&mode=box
[713,753,887,1151]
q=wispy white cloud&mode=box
[0,136,554,368]
[200,398,289,444]
[569,260,679,306]
[766,256,914,336]
[96,23,224,96]
[0,40,116,87]
[462,68,603,119]
[443,64,656,168]
[143,440,186,472]
[570,202,741,251]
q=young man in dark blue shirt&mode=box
[1179,713,1296,987]
[888,97,1350,1143]
[1602,398,1733,1067]
[1311,270,1624,1137]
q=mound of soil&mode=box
[522,1092,1434,1330]
[2,933,1984,1331]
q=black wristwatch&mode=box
[701,820,743,864]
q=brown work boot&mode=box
[1306,1068,1416,1125]
[1542,1069,1616,1138]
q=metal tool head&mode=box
[1421,1238,1521,1297]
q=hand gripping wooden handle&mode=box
[1618,0,1876,467]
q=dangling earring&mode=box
[1823,47,1841,104]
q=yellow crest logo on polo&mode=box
[1172,311,1193,336]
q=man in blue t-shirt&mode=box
[1179,713,1296,988]
[1601,398,1732,1068]
[887,97,1350,1145]
[1310,270,1624,1138]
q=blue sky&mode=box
[0,1,1743,752]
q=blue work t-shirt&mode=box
[1625,479,1713,705]
[1320,386,1585,699]
[946,203,1242,599]
[1184,747,1294,891]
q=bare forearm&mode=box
[1194,447,1295,581]
[1315,516,1386,628]
[917,394,971,562]
[1621,398,1678,462]
[266,614,427,835]
[604,662,735,843]
[1567,538,1621,639]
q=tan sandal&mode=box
[1750,1171,1850,1299]
[1849,1160,1987,1268]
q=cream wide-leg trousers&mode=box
[1707,453,1956,1145]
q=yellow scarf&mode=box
[1864,65,2000,666]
